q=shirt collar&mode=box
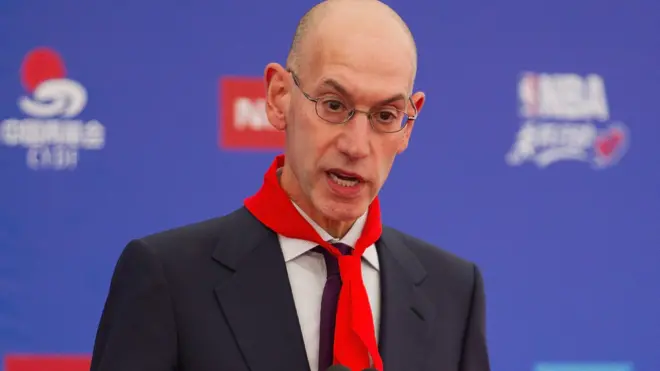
[279,201,379,271]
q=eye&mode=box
[320,98,347,113]
[373,109,399,124]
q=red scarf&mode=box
[244,154,384,371]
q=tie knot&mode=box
[313,243,352,277]
[332,242,352,256]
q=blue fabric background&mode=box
[1,1,658,370]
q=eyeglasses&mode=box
[288,69,417,133]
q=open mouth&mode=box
[326,170,363,187]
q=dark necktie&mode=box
[314,242,352,371]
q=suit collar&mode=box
[210,208,270,271]
[377,227,435,371]
[211,209,434,371]
[378,227,426,284]
[212,208,311,371]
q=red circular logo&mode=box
[20,47,67,92]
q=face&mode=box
[265,23,425,225]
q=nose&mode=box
[335,112,371,160]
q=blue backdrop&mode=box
[1,1,658,371]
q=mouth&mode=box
[326,169,364,188]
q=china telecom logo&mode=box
[0,47,106,170]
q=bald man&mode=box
[90,1,490,371]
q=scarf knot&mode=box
[338,255,362,283]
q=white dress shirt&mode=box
[278,202,381,371]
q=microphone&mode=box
[326,366,351,371]
[362,369,379,371]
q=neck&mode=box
[278,164,354,239]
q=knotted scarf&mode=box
[244,154,383,371]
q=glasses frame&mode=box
[287,69,417,133]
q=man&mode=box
[90,1,490,370]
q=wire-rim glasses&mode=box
[288,69,417,133]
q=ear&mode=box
[397,91,426,154]
[264,63,290,131]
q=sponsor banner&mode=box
[218,76,285,150]
[4,355,91,371]
[0,47,106,170]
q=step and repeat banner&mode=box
[1,1,658,371]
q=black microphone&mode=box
[326,366,351,371]
[361,369,379,371]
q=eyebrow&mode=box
[319,78,407,106]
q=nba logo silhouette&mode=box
[218,76,285,150]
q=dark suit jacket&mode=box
[90,207,490,371]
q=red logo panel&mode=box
[218,76,285,150]
[4,355,91,371]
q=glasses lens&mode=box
[369,98,410,132]
[316,96,352,123]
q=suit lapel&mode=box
[212,208,310,371]
[377,228,436,371]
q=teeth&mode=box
[329,172,359,187]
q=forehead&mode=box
[303,21,415,102]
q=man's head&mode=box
[264,0,425,237]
